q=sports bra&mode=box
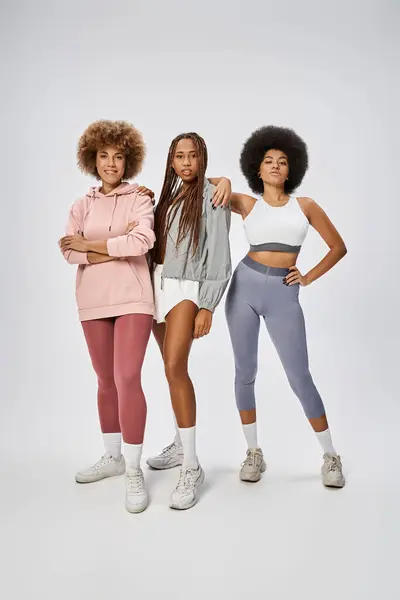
[243,196,309,253]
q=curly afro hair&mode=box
[77,120,146,180]
[240,126,308,194]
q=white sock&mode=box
[178,426,198,469]
[315,428,337,456]
[103,433,122,459]
[242,422,258,449]
[124,443,143,473]
[173,413,182,447]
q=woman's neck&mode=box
[262,185,289,206]
[100,180,122,195]
[172,180,196,204]
[181,180,196,192]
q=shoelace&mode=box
[126,472,144,494]
[91,454,113,471]
[325,455,342,472]
[242,450,263,468]
[175,468,197,492]
[160,442,179,457]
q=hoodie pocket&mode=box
[127,260,144,302]
[76,260,143,311]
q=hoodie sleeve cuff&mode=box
[106,237,120,257]
[67,250,90,264]
[198,301,215,313]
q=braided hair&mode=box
[153,133,208,264]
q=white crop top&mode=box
[243,196,309,253]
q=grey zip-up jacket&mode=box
[158,179,231,312]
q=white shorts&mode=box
[153,264,200,324]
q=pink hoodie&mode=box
[63,182,155,321]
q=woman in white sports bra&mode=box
[223,126,347,488]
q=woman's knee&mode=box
[235,360,258,387]
[164,357,187,384]
[114,363,142,392]
[97,372,116,392]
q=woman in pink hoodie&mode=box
[59,120,155,514]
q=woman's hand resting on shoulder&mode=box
[137,186,155,204]
[212,178,231,207]
[193,309,212,339]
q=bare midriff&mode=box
[247,250,299,268]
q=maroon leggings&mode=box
[82,314,152,444]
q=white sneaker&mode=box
[321,453,345,488]
[240,448,267,482]
[75,453,125,483]
[169,465,205,510]
[146,440,184,470]
[125,469,148,513]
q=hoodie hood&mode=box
[83,182,140,233]
[87,181,139,199]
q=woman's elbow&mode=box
[148,232,156,250]
[63,250,74,264]
[140,232,155,254]
[134,236,155,256]
[335,241,347,258]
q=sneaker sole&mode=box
[323,477,345,488]
[125,500,148,514]
[146,457,183,470]
[169,469,205,510]
[240,462,267,483]
[75,470,125,484]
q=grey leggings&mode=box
[225,255,325,419]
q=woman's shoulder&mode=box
[296,196,317,210]
[233,193,257,218]
[296,196,315,206]
[70,191,93,213]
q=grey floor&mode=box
[2,344,397,600]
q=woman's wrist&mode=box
[86,240,108,255]
[209,176,230,186]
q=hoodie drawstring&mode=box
[79,189,96,236]
[109,194,117,232]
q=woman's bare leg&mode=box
[163,301,198,428]
[152,320,166,357]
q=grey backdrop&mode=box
[2,1,399,599]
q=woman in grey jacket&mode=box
[148,132,231,510]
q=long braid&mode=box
[153,133,208,264]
